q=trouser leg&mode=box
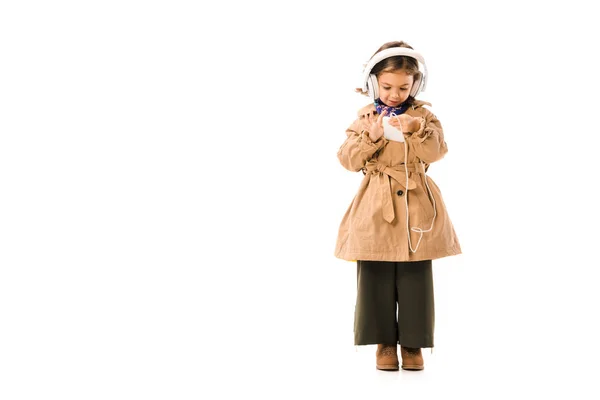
[395,260,435,348]
[354,260,397,345]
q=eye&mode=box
[382,87,391,90]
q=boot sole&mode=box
[401,365,424,371]
[376,364,399,371]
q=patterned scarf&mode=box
[374,98,410,117]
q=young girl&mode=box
[334,41,462,371]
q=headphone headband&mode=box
[361,47,428,96]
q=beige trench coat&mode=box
[334,100,462,262]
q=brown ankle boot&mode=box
[376,344,399,371]
[400,346,424,370]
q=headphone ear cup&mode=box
[367,74,378,101]
[411,74,422,97]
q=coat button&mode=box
[397,190,404,196]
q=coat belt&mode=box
[363,160,426,224]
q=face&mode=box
[377,70,414,107]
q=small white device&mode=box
[382,116,404,142]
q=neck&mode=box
[374,99,410,116]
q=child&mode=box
[334,41,462,371]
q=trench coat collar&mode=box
[357,99,432,117]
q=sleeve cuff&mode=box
[410,117,428,143]
[359,130,386,149]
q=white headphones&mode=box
[362,47,428,101]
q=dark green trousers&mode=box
[354,260,434,348]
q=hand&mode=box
[388,114,421,133]
[363,109,387,142]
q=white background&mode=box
[2,1,600,399]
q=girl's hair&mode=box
[355,41,422,104]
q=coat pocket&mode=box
[409,180,436,227]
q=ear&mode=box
[366,74,378,101]
[410,73,423,97]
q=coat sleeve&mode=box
[406,109,448,164]
[337,119,387,172]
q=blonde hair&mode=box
[355,41,422,102]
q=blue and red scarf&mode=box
[374,98,410,117]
